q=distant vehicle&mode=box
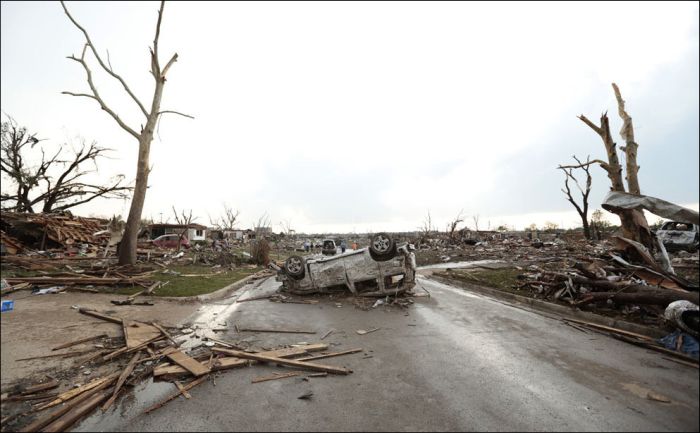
[277,233,416,297]
[152,234,190,249]
[321,239,337,256]
[656,222,699,253]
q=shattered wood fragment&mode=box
[174,381,191,399]
[166,350,211,377]
[2,393,58,402]
[19,379,60,395]
[101,352,141,411]
[308,372,328,378]
[152,322,179,346]
[52,334,108,351]
[320,329,334,340]
[296,348,362,362]
[153,357,247,377]
[211,349,352,375]
[251,371,302,383]
[356,328,380,335]
[562,319,654,341]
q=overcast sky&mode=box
[1,1,698,234]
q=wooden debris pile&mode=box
[1,309,361,432]
[0,211,109,254]
[514,236,699,326]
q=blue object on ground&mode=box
[1,299,14,312]
[658,330,699,359]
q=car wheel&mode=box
[369,233,396,261]
[284,255,306,280]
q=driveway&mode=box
[73,276,699,431]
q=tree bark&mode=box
[119,82,162,265]
[576,289,699,307]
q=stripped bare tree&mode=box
[447,210,464,240]
[172,206,197,251]
[209,204,240,231]
[1,115,131,213]
[418,211,433,244]
[251,212,271,265]
[472,214,480,233]
[577,83,653,251]
[557,155,592,239]
[61,1,192,265]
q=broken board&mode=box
[165,350,211,377]
[123,321,162,349]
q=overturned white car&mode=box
[276,233,416,297]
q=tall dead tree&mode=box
[1,115,131,213]
[447,210,464,240]
[61,1,192,265]
[577,83,653,251]
[557,155,592,239]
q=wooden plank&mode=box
[52,334,108,351]
[154,357,247,377]
[252,371,302,383]
[124,321,162,349]
[151,322,179,346]
[296,348,362,362]
[154,344,329,377]
[42,389,112,432]
[1,393,58,402]
[166,350,211,377]
[78,308,123,324]
[35,373,119,411]
[237,327,316,334]
[102,352,141,411]
[212,348,352,375]
[562,318,655,341]
[19,379,59,395]
[320,329,334,340]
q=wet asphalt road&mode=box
[75,276,699,432]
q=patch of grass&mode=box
[437,268,522,291]
[115,264,261,297]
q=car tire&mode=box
[369,233,396,261]
[284,255,306,280]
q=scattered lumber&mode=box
[35,372,120,411]
[52,334,107,351]
[42,389,112,432]
[143,376,208,415]
[252,371,302,383]
[166,350,211,377]
[296,348,362,362]
[16,349,98,361]
[212,348,352,375]
[19,379,59,395]
[102,352,141,411]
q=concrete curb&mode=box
[428,274,667,339]
[148,274,260,303]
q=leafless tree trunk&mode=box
[172,206,196,251]
[472,214,480,233]
[418,211,433,244]
[251,213,271,265]
[447,210,464,240]
[61,1,192,265]
[1,115,131,213]
[557,155,592,239]
[577,83,653,251]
